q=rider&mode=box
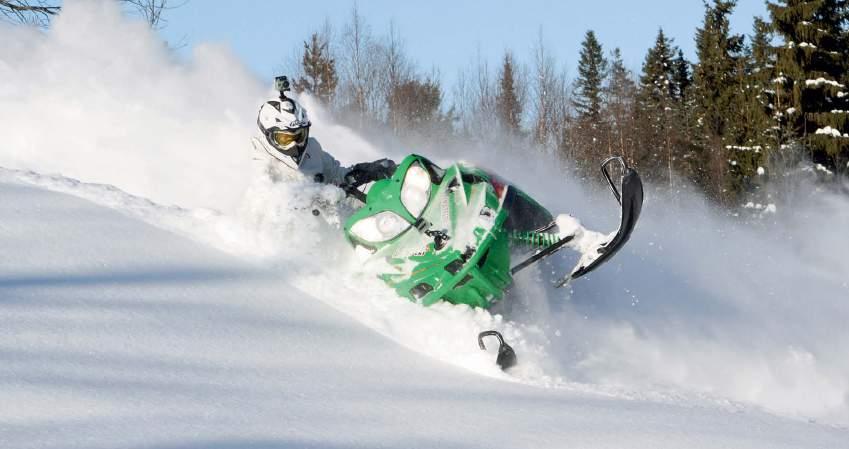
[253,75,395,190]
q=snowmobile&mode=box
[341,154,643,368]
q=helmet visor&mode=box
[271,128,307,149]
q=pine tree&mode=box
[572,30,609,167]
[693,0,744,138]
[574,30,608,120]
[728,16,777,198]
[768,0,849,178]
[495,51,522,136]
[669,50,702,190]
[293,32,339,106]
[690,0,747,202]
[635,29,678,187]
[672,50,692,101]
[605,48,637,163]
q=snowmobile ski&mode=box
[557,156,644,287]
[478,330,517,370]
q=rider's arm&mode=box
[307,139,396,187]
[301,138,349,185]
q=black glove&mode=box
[343,158,397,188]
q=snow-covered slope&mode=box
[2,172,847,449]
[2,1,849,446]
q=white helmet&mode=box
[257,79,311,164]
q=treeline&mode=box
[291,1,849,206]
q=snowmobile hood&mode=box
[344,154,512,307]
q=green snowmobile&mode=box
[342,154,643,369]
[342,154,643,308]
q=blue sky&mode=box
[159,1,769,87]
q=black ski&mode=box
[509,157,644,287]
[556,156,643,286]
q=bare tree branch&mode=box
[0,0,60,28]
[121,0,187,29]
[0,0,186,29]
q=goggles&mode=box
[270,127,308,150]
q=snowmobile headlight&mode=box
[350,211,410,243]
[401,163,431,217]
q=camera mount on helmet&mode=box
[275,75,291,99]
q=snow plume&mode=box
[543,191,849,424]
[0,0,264,211]
[2,0,849,427]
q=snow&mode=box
[815,126,848,138]
[2,1,849,447]
[743,202,776,214]
[757,167,765,175]
[555,214,612,276]
[806,78,845,89]
[798,42,816,49]
[726,145,762,152]
[815,163,835,175]
[1,173,844,449]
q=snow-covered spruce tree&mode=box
[294,32,339,106]
[605,48,638,164]
[724,16,779,201]
[768,0,849,179]
[496,51,523,137]
[691,0,746,203]
[635,29,680,188]
[728,17,795,202]
[572,30,609,167]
